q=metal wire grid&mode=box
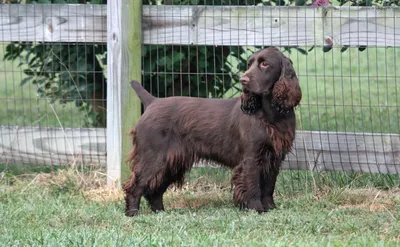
[0,3,107,166]
[141,0,400,184]
[0,1,398,186]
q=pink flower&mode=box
[312,0,330,6]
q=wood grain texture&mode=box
[106,0,142,187]
[121,0,142,184]
[142,6,317,46]
[0,5,399,46]
[326,7,400,47]
[1,127,399,174]
[142,5,400,46]
[0,126,106,166]
[106,1,122,187]
[284,131,400,174]
[0,4,107,42]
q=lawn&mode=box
[0,166,399,246]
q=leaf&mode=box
[51,84,60,92]
[341,46,349,52]
[20,77,33,86]
[89,0,105,4]
[143,59,156,73]
[323,46,332,52]
[101,56,107,65]
[157,56,173,70]
[76,58,88,72]
[23,69,35,76]
[173,52,185,64]
[198,47,208,56]
[358,46,367,52]
[60,71,72,81]
[296,48,308,55]
[276,0,286,5]
[142,46,148,57]
[28,56,39,67]
[295,0,306,5]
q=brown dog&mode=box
[123,47,302,216]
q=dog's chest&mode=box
[263,122,295,155]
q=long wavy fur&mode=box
[123,128,137,193]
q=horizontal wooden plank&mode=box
[0,5,399,46]
[0,126,106,166]
[284,131,400,174]
[0,4,107,43]
[142,5,400,47]
[142,6,316,46]
[0,126,399,174]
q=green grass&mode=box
[293,47,400,134]
[0,166,399,246]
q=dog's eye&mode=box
[260,62,269,68]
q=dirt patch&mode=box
[83,188,124,202]
[32,168,107,189]
[336,188,400,212]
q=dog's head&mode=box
[240,47,302,115]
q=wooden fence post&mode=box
[107,1,142,187]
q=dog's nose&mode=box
[240,76,250,85]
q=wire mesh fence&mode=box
[0,2,108,166]
[139,1,400,189]
[0,0,399,190]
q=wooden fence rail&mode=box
[0,5,399,46]
[0,126,398,175]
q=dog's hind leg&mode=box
[144,160,191,213]
[146,192,166,212]
[123,168,146,217]
[143,173,170,213]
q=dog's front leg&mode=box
[238,157,264,213]
[260,165,279,212]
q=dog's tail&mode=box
[123,128,138,192]
[130,80,156,110]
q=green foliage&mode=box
[4,42,107,127]
[142,0,308,98]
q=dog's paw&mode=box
[246,199,265,214]
[125,209,140,217]
[262,197,276,212]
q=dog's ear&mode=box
[271,56,302,113]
